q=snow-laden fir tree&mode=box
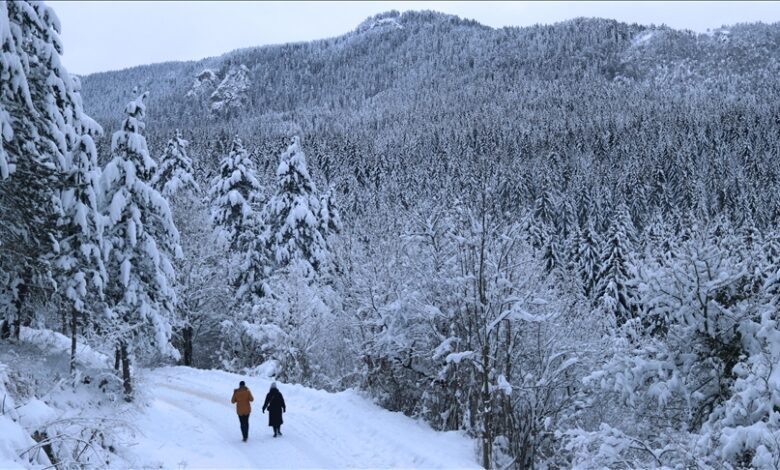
[0,0,102,340]
[151,129,198,200]
[541,229,563,274]
[217,221,276,372]
[595,202,636,325]
[233,228,270,307]
[100,92,181,400]
[223,137,342,379]
[151,129,218,366]
[318,186,343,236]
[0,0,32,180]
[529,188,556,249]
[577,221,602,299]
[208,136,267,370]
[260,136,328,274]
[55,133,106,376]
[209,136,262,251]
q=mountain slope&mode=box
[77,12,780,226]
[79,11,780,133]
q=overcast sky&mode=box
[51,1,780,75]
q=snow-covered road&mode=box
[129,367,479,469]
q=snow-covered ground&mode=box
[0,328,479,469]
[132,367,479,469]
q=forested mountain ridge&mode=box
[80,11,780,231]
[81,11,780,125]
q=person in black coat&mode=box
[262,382,286,437]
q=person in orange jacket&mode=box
[231,380,254,442]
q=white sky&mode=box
[51,1,780,75]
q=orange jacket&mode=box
[231,387,254,415]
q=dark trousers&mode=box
[239,414,250,440]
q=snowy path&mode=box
[128,367,479,469]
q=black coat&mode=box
[262,388,286,427]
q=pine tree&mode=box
[595,203,636,325]
[230,136,334,379]
[55,133,106,376]
[209,136,262,251]
[101,92,181,400]
[152,128,210,366]
[577,222,602,299]
[260,136,328,273]
[541,228,563,274]
[529,189,556,249]
[233,227,270,307]
[318,186,343,237]
[533,188,557,227]
[0,1,101,340]
[0,1,33,180]
[151,129,198,199]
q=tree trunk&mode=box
[61,306,68,335]
[70,307,78,376]
[11,294,25,341]
[480,335,493,469]
[12,317,20,340]
[114,346,121,371]
[120,342,132,401]
[481,345,492,469]
[182,325,193,366]
[14,282,27,339]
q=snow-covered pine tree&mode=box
[55,133,106,376]
[261,136,328,273]
[207,136,268,370]
[595,202,637,325]
[151,129,198,200]
[232,219,268,298]
[316,185,343,278]
[151,129,217,366]
[225,136,340,380]
[529,188,556,249]
[101,92,181,400]
[541,228,563,274]
[696,271,780,468]
[209,136,262,251]
[318,186,343,237]
[0,1,102,340]
[577,221,602,299]
[0,1,32,180]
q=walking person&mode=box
[262,382,286,437]
[231,380,254,442]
